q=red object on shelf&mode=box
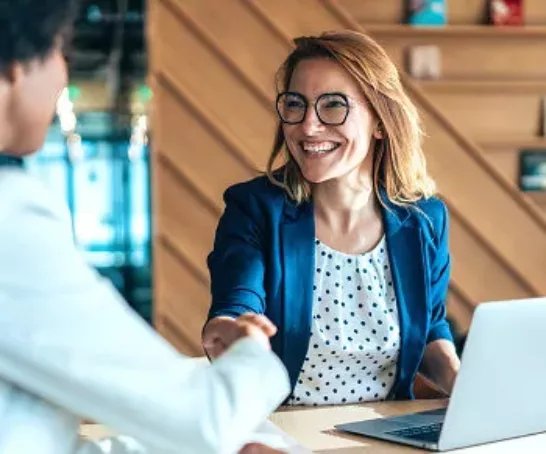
[490,0,524,26]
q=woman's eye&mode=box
[323,99,347,109]
[287,100,305,109]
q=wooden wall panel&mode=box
[337,0,405,25]
[154,1,275,167]
[248,0,344,38]
[422,88,544,138]
[154,241,209,355]
[485,149,521,185]
[155,161,218,277]
[175,0,287,98]
[449,214,532,303]
[481,145,546,206]
[154,80,256,208]
[422,113,546,291]
[149,0,546,355]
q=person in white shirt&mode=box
[0,1,290,453]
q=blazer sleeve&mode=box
[207,186,268,320]
[426,201,454,345]
[0,199,289,454]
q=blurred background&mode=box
[28,0,152,322]
[31,0,546,356]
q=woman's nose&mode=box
[300,106,325,135]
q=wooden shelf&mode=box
[364,24,546,38]
[417,79,546,93]
[479,137,546,150]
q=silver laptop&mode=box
[336,297,546,451]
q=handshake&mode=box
[202,313,278,359]
[202,314,285,454]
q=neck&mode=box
[313,169,379,232]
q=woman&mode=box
[203,30,460,406]
[0,0,289,452]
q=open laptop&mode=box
[335,297,546,451]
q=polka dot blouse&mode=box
[289,236,401,406]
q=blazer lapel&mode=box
[280,198,315,389]
[383,202,429,399]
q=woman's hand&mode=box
[420,339,461,395]
[202,314,278,359]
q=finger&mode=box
[203,317,239,348]
[205,341,226,359]
[202,333,217,350]
[204,328,243,352]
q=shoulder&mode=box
[0,170,75,265]
[413,196,448,225]
[223,174,288,217]
[408,196,449,244]
[0,174,95,293]
[0,169,71,227]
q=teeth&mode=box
[302,142,338,153]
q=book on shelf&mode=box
[407,0,446,26]
[519,150,546,191]
[489,0,524,26]
[407,45,441,79]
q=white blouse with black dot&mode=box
[289,236,401,406]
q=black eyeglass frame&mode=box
[275,91,351,126]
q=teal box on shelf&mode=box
[408,0,447,26]
[520,150,546,192]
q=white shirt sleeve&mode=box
[0,193,290,454]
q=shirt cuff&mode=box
[215,337,290,410]
[427,321,454,344]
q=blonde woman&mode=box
[203,31,460,406]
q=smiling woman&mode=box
[203,30,460,408]
[267,31,434,206]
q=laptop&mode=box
[335,297,546,451]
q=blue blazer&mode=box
[207,176,454,400]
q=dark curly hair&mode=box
[0,0,78,72]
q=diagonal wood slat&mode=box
[154,78,256,209]
[154,0,276,164]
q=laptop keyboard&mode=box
[386,422,443,443]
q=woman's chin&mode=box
[301,169,335,184]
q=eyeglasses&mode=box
[275,91,351,126]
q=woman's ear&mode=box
[1,62,24,86]
[373,121,384,140]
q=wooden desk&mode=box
[82,399,546,453]
[271,399,446,453]
[271,399,546,453]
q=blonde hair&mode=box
[266,30,436,206]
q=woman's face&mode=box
[281,58,380,185]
